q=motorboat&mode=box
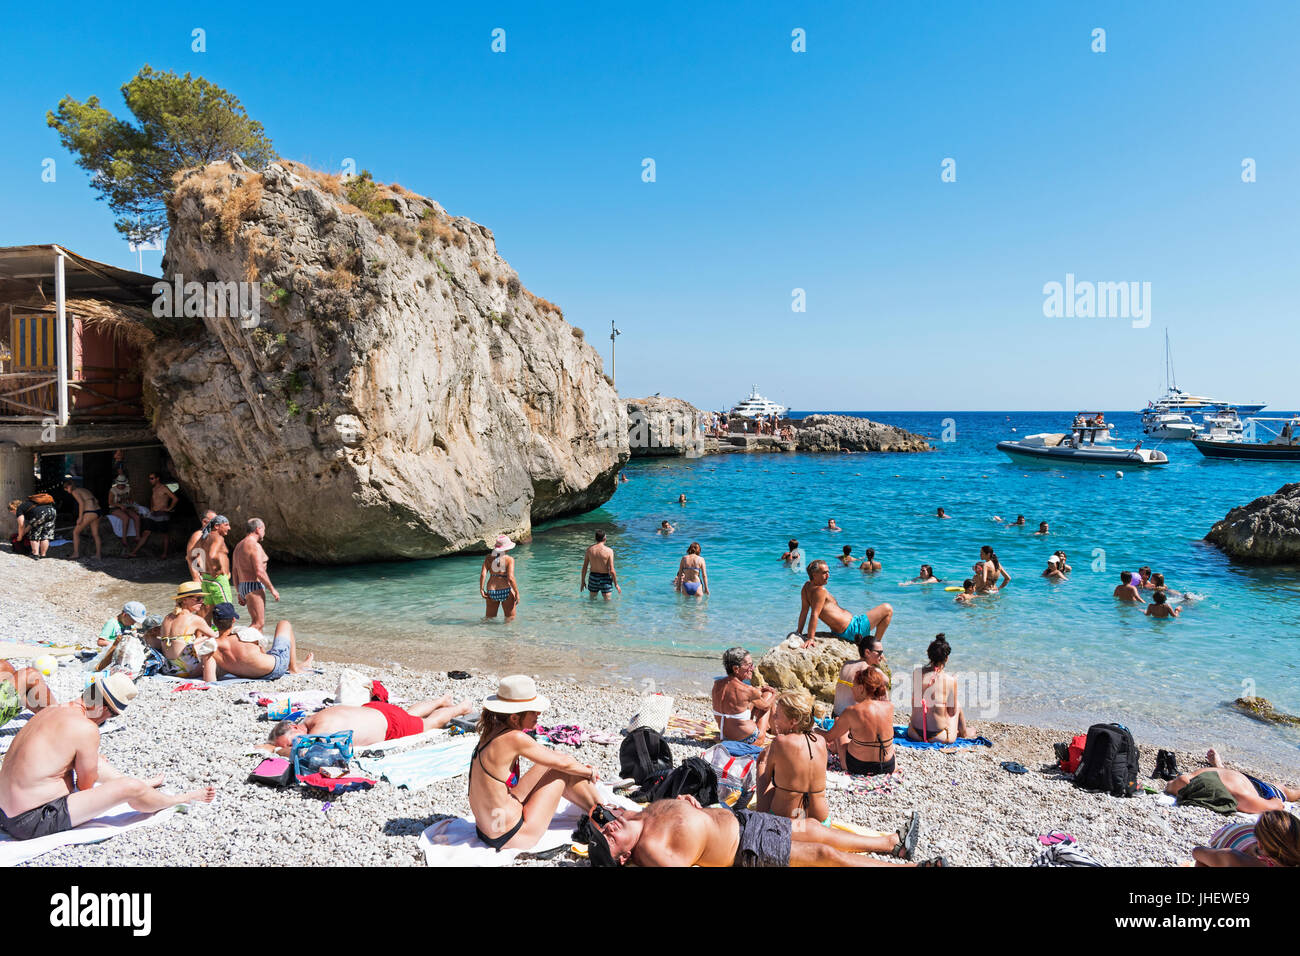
[729,385,786,419]
[998,414,1169,467]
[1138,332,1266,416]
[1141,408,1200,441]
[1192,416,1300,460]
[1198,408,1245,442]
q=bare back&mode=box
[799,581,852,633]
[585,543,613,573]
[712,677,760,742]
[0,706,94,816]
[231,536,264,585]
[212,633,273,678]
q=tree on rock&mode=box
[47,65,275,242]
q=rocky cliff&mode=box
[794,414,932,453]
[145,156,627,562]
[1204,483,1300,564]
[625,396,707,457]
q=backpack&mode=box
[27,493,54,505]
[618,727,673,787]
[641,756,720,805]
[1073,723,1139,797]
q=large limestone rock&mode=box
[625,396,707,457]
[146,156,628,562]
[756,637,857,703]
[794,414,931,453]
[1205,483,1300,564]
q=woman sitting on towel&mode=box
[468,675,601,852]
[756,691,828,822]
[823,666,896,776]
[1193,810,1300,867]
[907,634,971,744]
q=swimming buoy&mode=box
[944,586,963,592]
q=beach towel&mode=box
[891,726,992,751]
[0,803,177,867]
[353,736,479,789]
[666,714,719,742]
[418,784,638,867]
[1175,771,1238,814]
[0,712,32,755]
[1031,842,1102,867]
[846,771,904,797]
[106,505,149,539]
[717,739,763,758]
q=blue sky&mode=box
[1,1,1297,411]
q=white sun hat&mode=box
[483,674,549,714]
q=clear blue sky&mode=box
[2,1,1296,411]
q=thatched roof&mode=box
[9,296,156,349]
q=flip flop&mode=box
[1037,831,1075,846]
[892,811,921,860]
[1000,761,1028,774]
[447,670,472,680]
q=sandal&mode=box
[891,811,920,860]
[918,856,949,867]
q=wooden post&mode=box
[54,247,70,427]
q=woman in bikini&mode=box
[1194,809,1300,867]
[159,581,217,678]
[674,542,709,597]
[907,633,971,744]
[467,675,601,852]
[825,666,897,775]
[479,534,519,622]
[976,546,1010,592]
[711,647,775,744]
[756,691,828,822]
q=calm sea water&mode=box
[240,411,1300,764]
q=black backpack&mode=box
[640,757,720,806]
[1073,723,1139,797]
[619,727,673,787]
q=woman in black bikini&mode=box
[467,675,601,852]
[756,691,828,822]
[823,667,896,776]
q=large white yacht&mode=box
[730,386,787,419]
[1139,332,1266,417]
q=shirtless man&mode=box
[264,696,472,754]
[825,518,840,532]
[0,674,215,841]
[1113,571,1145,603]
[580,531,621,600]
[832,635,887,717]
[1146,590,1180,618]
[674,542,709,597]
[780,539,804,568]
[797,560,893,649]
[185,510,217,583]
[200,515,234,607]
[859,547,881,572]
[159,582,217,678]
[657,521,675,535]
[129,473,178,557]
[584,797,939,867]
[1165,749,1300,813]
[953,579,976,605]
[712,647,775,744]
[838,545,856,566]
[1042,556,1067,580]
[203,603,312,681]
[1034,521,1050,535]
[936,507,950,519]
[63,479,104,560]
[232,518,280,631]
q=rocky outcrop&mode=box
[1232,696,1300,727]
[756,637,857,704]
[794,414,931,453]
[146,156,627,562]
[625,396,707,457]
[1205,483,1300,564]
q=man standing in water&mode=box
[232,518,280,631]
[797,560,892,649]
[185,510,217,583]
[581,531,621,600]
[200,516,234,608]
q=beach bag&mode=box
[1073,723,1139,797]
[248,756,295,788]
[619,727,673,787]
[292,731,354,780]
[9,533,32,555]
[702,743,758,807]
[626,694,674,734]
[1058,734,1087,775]
[335,669,370,707]
[643,757,720,805]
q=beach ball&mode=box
[34,655,57,676]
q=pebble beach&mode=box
[2,548,1293,868]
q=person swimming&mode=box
[953,579,976,604]
[839,545,855,566]
[912,564,940,584]
[825,518,841,533]
[859,547,881,573]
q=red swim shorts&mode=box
[363,701,424,740]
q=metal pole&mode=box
[54,247,70,427]
[610,320,620,388]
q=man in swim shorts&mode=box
[204,603,312,681]
[797,560,893,649]
[264,695,472,754]
[0,674,215,841]
[584,796,938,867]
[129,472,178,558]
[200,515,234,608]
[231,517,280,631]
[581,530,621,600]
[1165,748,1300,813]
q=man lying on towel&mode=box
[203,603,313,681]
[0,674,215,841]
[584,795,945,868]
[263,695,473,755]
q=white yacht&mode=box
[998,414,1168,467]
[1199,408,1245,442]
[730,386,787,419]
[1141,408,1200,441]
[1139,332,1266,417]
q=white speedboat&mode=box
[998,416,1168,467]
[1141,408,1200,440]
[730,385,786,419]
[1199,408,1245,442]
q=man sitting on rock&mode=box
[797,560,893,649]
[0,674,215,840]
[584,796,941,867]
[712,647,775,745]
[263,694,473,755]
[203,603,312,681]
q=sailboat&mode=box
[1139,332,1266,425]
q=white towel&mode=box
[418,784,638,867]
[0,802,176,866]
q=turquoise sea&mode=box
[261,411,1300,765]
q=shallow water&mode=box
[129,411,1300,766]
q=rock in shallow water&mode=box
[1205,482,1300,564]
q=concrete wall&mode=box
[0,443,34,536]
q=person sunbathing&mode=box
[832,635,886,717]
[0,674,215,841]
[265,695,472,754]
[825,666,896,775]
[1165,749,1300,813]
[712,647,775,744]
[584,796,938,867]
[1193,810,1300,867]
[797,560,893,648]
[907,634,971,744]
[467,675,600,852]
[203,603,312,681]
[755,692,828,822]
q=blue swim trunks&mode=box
[831,614,871,641]
[259,634,291,681]
[588,572,614,594]
[1245,773,1284,802]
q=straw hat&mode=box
[492,534,516,552]
[174,581,205,602]
[84,673,138,716]
[483,675,549,714]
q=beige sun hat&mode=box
[174,581,205,602]
[83,672,138,716]
[483,675,549,714]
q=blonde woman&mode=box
[756,691,828,822]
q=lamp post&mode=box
[610,320,621,388]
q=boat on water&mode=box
[998,413,1169,467]
[730,385,786,419]
[1198,408,1245,442]
[1139,332,1266,417]
[1192,416,1300,460]
[1141,408,1200,441]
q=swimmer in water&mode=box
[678,494,687,505]
[1011,515,1026,527]
[1136,566,1154,589]
[781,539,805,566]
[1113,571,1145,604]
[976,546,1010,591]
[839,545,856,567]
[953,579,976,604]
[1054,551,1072,573]
[826,519,840,533]
[1146,590,1180,618]
[1042,556,1067,581]
[913,564,940,584]
[657,521,675,535]
[859,548,881,573]
[1034,521,1050,535]
[936,507,951,519]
